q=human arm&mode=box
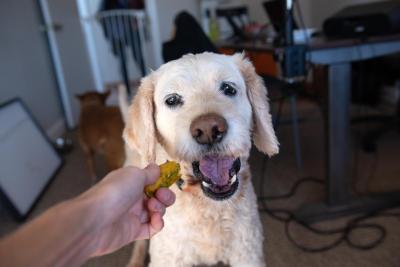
[0,164,175,267]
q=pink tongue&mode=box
[199,155,234,186]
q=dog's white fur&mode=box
[122,52,278,267]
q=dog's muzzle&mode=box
[192,156,241,201]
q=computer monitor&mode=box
[263,0,298,34]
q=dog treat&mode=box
[145,161,181,197]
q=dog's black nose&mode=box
[190,113,227,145]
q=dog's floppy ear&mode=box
[100,90,111,103]
[233,53,279,157]
[123,76,156,163]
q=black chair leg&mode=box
[273,97,285,130]
[289,94,303,169]
[271,93,303,169]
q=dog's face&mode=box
[124,53,278,201]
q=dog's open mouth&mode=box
[192,156,241,201]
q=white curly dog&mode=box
[121,52,279,267]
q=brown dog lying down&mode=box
[122,52,279,267]
[77,91,125,183]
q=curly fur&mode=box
[123,52,278,267]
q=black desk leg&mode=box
[326,63,352,205]
[294,63,400,223]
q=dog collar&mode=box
[176,178,184,191]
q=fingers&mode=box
[149,212,164,236]
[139,210,149,223]
[143,163,160,186]
[136,213,164,240]
[136,189,175,240]
[155,188,176,206]
[96,164,160,197]
[147,198,166,215]
[147,188,175,215]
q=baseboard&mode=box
[46,118,66,140]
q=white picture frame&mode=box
[0,99,63,220]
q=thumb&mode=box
[143,163,160,186]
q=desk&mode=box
[218,35,400,222]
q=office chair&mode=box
[162,11,218,62]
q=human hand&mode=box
[79,164,176,256]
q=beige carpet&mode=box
[1,99,400,267]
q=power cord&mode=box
[257,158,400,252]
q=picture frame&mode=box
[0,98,63,221]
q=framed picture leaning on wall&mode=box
[0,98,63,220]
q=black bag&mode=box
[162,11,218,63]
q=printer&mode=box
[323,1,400,39]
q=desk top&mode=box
[217,34,400,65]
[217,34,400,52]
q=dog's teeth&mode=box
[202,181,211,188]
[230,175,237,184]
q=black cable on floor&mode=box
[257,159,400,253]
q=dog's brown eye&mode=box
[165,94,183,107]
[220,82,237,96]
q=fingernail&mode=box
[165,191,174,203]
[155,202,163,211]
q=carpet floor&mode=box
[1,98,399,267]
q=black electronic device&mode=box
[263,0,298,35]
[272,0,306,80]
[323,1,400,39]
[281,45,307,80]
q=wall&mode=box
[0,0,64,138]
[46,0,97,127]
[246,0,269,24]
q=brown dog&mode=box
[76,91,125,183]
